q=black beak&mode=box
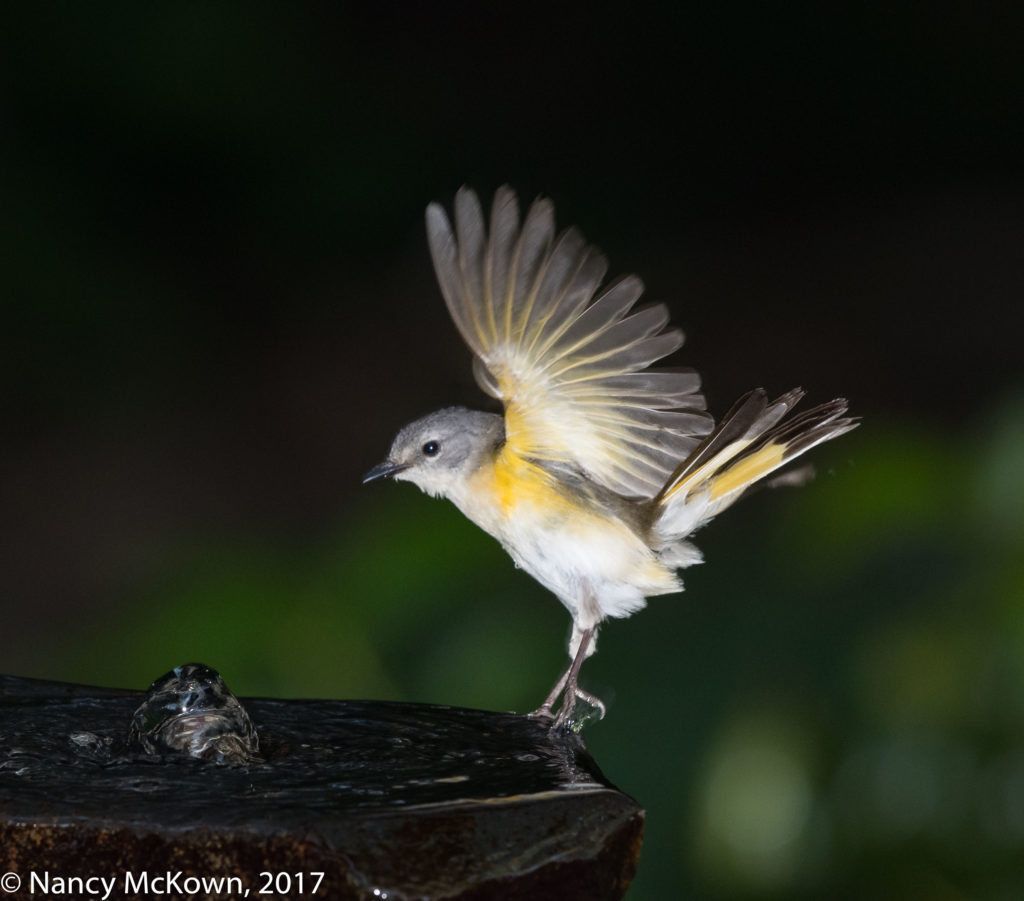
[362,460,409,484]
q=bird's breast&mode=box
[449,449,679,613]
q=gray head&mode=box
[363,407,504,498]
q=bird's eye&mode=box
[422,440,440,457]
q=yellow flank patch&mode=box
[486,445,573,515]
[709,443,787,500]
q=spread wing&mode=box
[426,186,713,499]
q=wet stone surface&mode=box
[0,671,643,900]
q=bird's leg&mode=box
[551,625,602,728]
[531,665,571,720]
[530,626,605,727]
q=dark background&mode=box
[3,4,1023,898]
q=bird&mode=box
[364,186,858,728]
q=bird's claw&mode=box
[531,686,606,731]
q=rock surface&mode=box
[0,673,643,900]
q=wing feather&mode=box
[454,188,487,340]
[548,276,645,358]
[508,197,556,342]
[487,187,519,341]
[427,186,712,498]
[427,202,487,353]
[535,242,608,344]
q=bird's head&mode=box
[363,407,504,499]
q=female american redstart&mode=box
[365,187,857,728]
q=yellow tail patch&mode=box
[709,443,787,500]
[660,439,753,504]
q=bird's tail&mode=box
[652,388,858,547]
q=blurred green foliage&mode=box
[15,391,1021,898]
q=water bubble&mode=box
[128,663,260,764]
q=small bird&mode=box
[365,187,857,727]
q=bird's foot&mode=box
[550,684,606,732]
[572,687,606,722]
[530,684,606,732]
